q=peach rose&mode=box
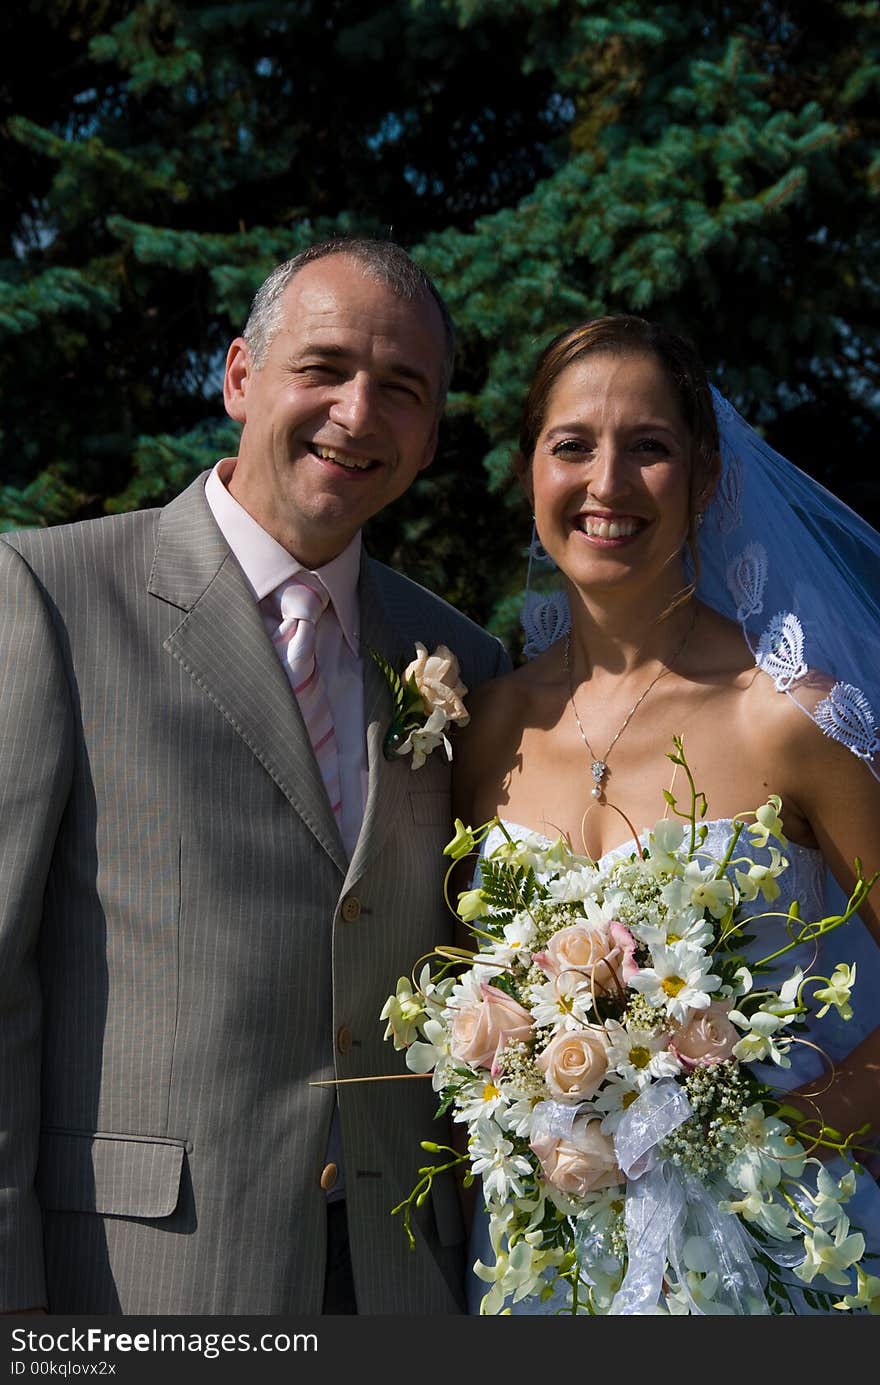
[534,921,638,997]
[531,1116,623,1197]
[536,1028,608,1102]
[403,643,470,725]
[669,999,739,1070]
[449,983,534,1069]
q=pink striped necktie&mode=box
[267,572,342,821]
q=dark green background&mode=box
[3,0,878,652]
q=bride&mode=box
[453,315,880,1313]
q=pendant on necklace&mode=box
[590,759,608,799]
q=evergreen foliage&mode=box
[3,0,878,649]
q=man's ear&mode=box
[417,415,441,473]
[223,338,251,423]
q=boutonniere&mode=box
[370,642,470,769]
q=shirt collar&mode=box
[205,458,361,656]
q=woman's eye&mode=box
[551,438,589,457]
[633,436,670,455]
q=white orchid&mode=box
[808,1164,857,1232]
[719,1189,797,1239]
[682,860,736,919]
[795,1223,866,1286]
[726,1105,806,1192]
[813,962,856,1021]
[734,846,789,902]
[729,1007,792,1066]
[647,819,686,871]
[474,1233,566,1315]
[380,975,426,1049]
[834,1266,880,1313]
[748,795,788,848]
[396,707,452,769]
[405,1017,452,1087]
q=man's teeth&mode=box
[580,516,641,539]
[314,446,374,470]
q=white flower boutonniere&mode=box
[370,642,470,769]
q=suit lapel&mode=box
[344,557,414,889]
[149,475,348,875]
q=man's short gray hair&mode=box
[242,237,456,403]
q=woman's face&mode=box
[526,350,693,603]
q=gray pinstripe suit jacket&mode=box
[0,473,509,1314]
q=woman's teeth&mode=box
[580,516,641,539]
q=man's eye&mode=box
[386,380,421,400]
[300,364,342,379]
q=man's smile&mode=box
[310,443,380,472]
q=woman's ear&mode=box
[514,449,534,508]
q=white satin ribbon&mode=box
[608,1078,769,1315]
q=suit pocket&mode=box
[37,1130,187,1218]
[408,790,452,827]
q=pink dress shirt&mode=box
[205,458,368,860]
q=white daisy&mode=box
[468,1117,534,1203]
[628,941,722,1023]
[528,971,594,1029]
[454,1073,511,1126]
[603,1018,683,1088]
[593,1073,642,1134]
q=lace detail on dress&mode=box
[814,682,880,763]
[756,612,809,691]
[520,589,571,660]
[726,542,767,623]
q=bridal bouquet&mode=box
[380,740,878,1315]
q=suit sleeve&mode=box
[491,633,513,678]
[0,540,74,1310]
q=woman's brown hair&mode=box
[519,315,720,608]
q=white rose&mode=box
[403,643,470,725]
[536,1028,608,1102]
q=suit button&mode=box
[340,895,362,922]
[336,1025,353,1055]
[320,1162,338,1192]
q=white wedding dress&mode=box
[466,818,880,1315]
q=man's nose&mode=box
[328,374,377,436]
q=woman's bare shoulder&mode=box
[461,660,538,750]
[454,647,560,817]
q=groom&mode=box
[0,239,508,1314]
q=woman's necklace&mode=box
[564,603,698,802]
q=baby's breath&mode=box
[660,1061,750,1178]
[622,993,667,1033]
[493,1040,544,1092]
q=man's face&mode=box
[223,254,446,566]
